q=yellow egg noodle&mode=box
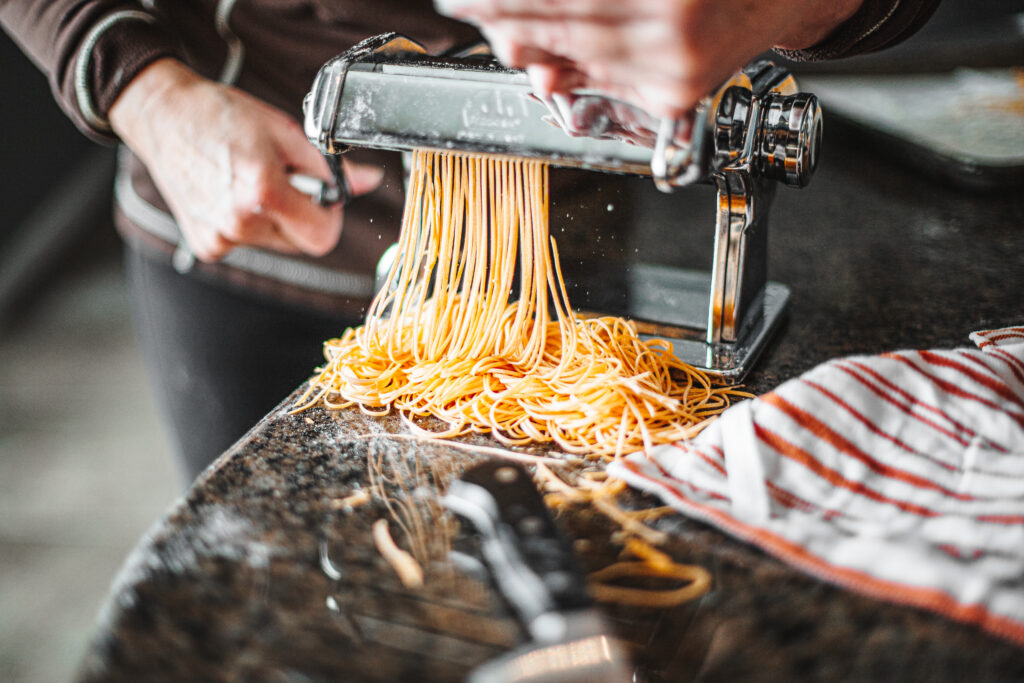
[301,149,737,605]
[295,150,742,457]
[536,463,712,607]
[372,518,424,590]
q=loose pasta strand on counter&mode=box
[536,463,711,607]
[295,150,744,457]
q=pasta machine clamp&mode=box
[304,33,822,380]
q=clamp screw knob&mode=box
[760,92,822,188]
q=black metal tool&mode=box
[444,461,631,683]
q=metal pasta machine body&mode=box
[303,33,822,380]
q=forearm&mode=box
[0,0,182,143]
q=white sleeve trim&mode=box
[73,9,157,134]
[853,0,902,48]
[214,0,245,85]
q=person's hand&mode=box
[439,0,862,119]
[109,58,383,262]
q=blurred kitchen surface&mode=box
[0,0,1021,681]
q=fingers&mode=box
[153,85,387,263]
[474,16,714,118]
[342,159,386,197]
[278,116,335,178]
[273,116,384,198]
[577,67,711,119]
[180,225,236,262]
[447,0,775,120]
[175,155,339,261]
[221,212,304,256]
[277,113,384,199]
[253,166,344,256]
[485,18,691,74]
[526,63,571,97]
[525,60,706,119]
[181,210,303,263]
[231,161,382,259]
[202,116,369,257]
[267,155,383,257]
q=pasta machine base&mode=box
[582,265,789,381]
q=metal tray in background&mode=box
[801,69,1024,190]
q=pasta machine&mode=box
[303,33,822,380]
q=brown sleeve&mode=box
[776,0,943,62]
[0,1,184,143]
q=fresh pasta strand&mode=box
[588,561,712,608]
[535,463,710,608]
[372,518,424,589]
[295,150,746,458]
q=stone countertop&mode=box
[80,128,1024,681]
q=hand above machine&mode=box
[109,58,384,262]
[437,0,863,120]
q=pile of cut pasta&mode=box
[296,150,742,457]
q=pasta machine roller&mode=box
[303,33,822,380]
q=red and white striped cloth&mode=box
[608,327,1024,645]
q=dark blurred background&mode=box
[0,0,1021,680]
[0,28,176,683]
[0,36,113,325]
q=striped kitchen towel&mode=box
[608,327,1024,645]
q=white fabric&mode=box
[608,326,1024,646]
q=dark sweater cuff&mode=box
[66,11,184,143]
[776,0,942,62]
